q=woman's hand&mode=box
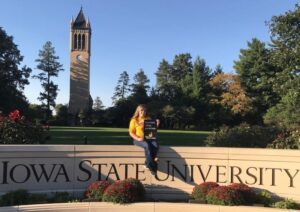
[137,137,144,141]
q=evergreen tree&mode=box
[192,56,212,99]
[130,69,150,104]
[93,96,104,111]
[34,41,63,121]
[172,53,193,82]
[264,4,300,127]
[112,71,130,104]
[0,27,32,114]
[234,38,279,121]
[268,4,300,95]
[155,59,177,101]
[54,104,69,125]
[212,64,223,76]
[172,53,193,95]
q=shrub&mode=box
[273,198,299,209]
[102,180,142,204]
[27,193,48,204]
[0,110,48,144]
[191,182,219,201]
[85,181,111,201]
[0,189,30,206]
[256,190,272,206]
[267,129,299,149]
[206,125,279,148]
[48,192,72,203]
[228,183,256,205]
[125,178,145,201]
[0,189,47,206]
[206,186,244,206]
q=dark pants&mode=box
[134,140,159,171]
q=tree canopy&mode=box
[0,27,31,114]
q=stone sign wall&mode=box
[0,145,299,201]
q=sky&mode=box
[0,0,298,108]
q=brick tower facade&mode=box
[69,8,91,122]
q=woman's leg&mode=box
[149,140,159,171]
[133,140,153,169]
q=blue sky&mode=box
[0,0,298,108]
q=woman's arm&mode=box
[129,131,143,141]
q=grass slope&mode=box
[48,126,211,146]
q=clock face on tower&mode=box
[76,54,83,62]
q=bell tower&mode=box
[69,7,91,121]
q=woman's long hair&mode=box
[131,104,147,120]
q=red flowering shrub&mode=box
[0,110,48,144]
[228,183,256,205]
[125,178,145,201]
[191,182,219,201]
[84,181,111,201]
[206,186,244,206]
[102,179,144,204]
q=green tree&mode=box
[172,53,193,83]
[161,104,176,129]
[54,104,69,126]
[130,69,150,104]
[93,96,104,111]
[34,41,64,121]
[212,64,223,76]
[264,78,300,128]
[268,4,300,95]
[192,56,212,99]
[112,71,130,104]
[28,104,44,123]
[264,4,300,127]
[172,53,193,95]
[0,27,32,114]
[155,59,177,101]
[234,38,279,123]
[191,57,212,128]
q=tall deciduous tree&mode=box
[34,41,63,121]
[209,73,253,116]
[112,71,130,104]
[0,27,32,114]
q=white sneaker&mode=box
[150,170,157,176]
[143,165,149,170]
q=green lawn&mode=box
[48,126,211,146]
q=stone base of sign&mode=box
[0,202,294,212]
[0,145,299,203]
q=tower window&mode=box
[78,34,82,49]
[74,34,77,49]
[82,34,86,50]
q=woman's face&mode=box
[138,107,146,118]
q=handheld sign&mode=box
[144,119,157,142]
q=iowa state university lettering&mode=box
[0,161,70,184]
[1,160,299,188]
